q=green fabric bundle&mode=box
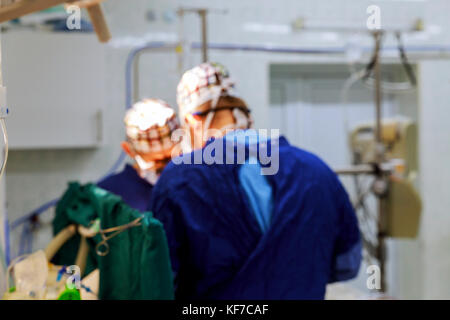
[52,182,174,300]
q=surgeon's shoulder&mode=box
[156,151,204,189]
[281,142,338,182]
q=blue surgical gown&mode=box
[150,131,361,299]
[98,163,153,212]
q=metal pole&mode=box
[133,51,141,103]
[176,9,186,75]
[374,31,383,152]
[334,163,392,176]
[199,9,208,62]
[373,30,387,293]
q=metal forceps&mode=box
[95,216,143,256]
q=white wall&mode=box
[3,0,450,299]
[417,60,450,299]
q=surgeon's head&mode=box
[176,62,252,151]
[122,98,181,185]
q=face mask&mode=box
[140,169,160,185]
[135,155,160,185]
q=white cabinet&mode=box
[2,30,106,149]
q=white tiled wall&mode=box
[3,0,450,299]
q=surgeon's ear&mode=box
[185,114,205,149]
[121,141,136,158]
[186,114,205,132]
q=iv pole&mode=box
[373,30,388,293]
[177,7,218,63]
[199,9,208,63]
[132,8,214,103]
[335,30,391,293]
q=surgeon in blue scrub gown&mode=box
[99,98,180,212]
[150,63,362,300]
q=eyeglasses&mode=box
[190,106,251,118]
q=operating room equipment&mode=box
[332,26,421,291]
[350,119,418,178]
[348,119,421,242]
[308,21,422,291]
[337,119,422,268]
[358,33,415,293]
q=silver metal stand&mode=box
[177,7,214,63]
[373,30,388,293]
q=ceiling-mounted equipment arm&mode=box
[0,0,67,22]
[0,0,111,43]
[66,0,110,43]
